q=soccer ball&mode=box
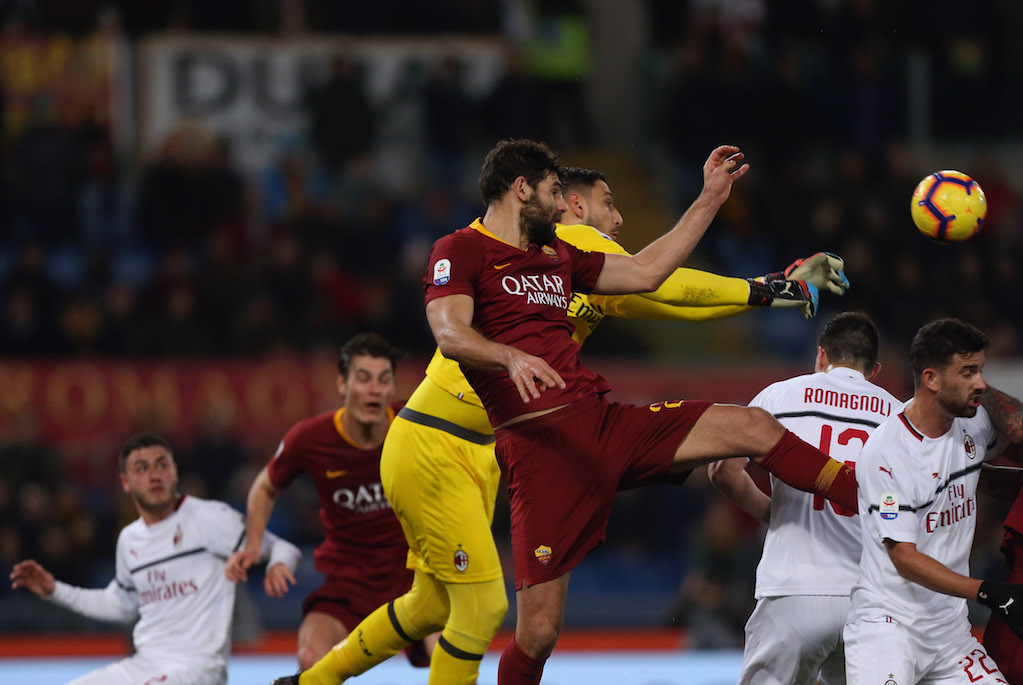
[910,170,986,242]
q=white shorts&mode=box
[845,618,1006,685]
[739,594,849,685]
[65,654,226,685]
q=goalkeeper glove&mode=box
[978,580,1023,639]
[747,251,848,319]
[785,252,849,295]
[747,275,820,319]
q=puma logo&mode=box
[494,263,512,270]
[879,466,894,479]
[778,281,795,297]
[1001,597,1015,613]
[326,469,348,479]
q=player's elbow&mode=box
[885,540,918,580]
[707,460,731,487]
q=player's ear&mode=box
[867,362,881,382]
[336,373,347,398]
[567,192,586,219]
[920,367,941,392]
[119,472,130,494]
[512,176,532,202]
[814,346,828,373]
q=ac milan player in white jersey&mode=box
[710,312,900,685]
[846,318,1023,685]
[9,433,301,685]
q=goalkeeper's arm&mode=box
[634,252,848,319]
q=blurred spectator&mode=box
[668,498,761,648]
[304,53,376,174]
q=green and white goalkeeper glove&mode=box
[787,252,849,295]
[746,252,849,319]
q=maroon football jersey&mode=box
[267,404,407,582]
[423,220,609,426]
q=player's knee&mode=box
[487,586,509,629]
[396,590,448,638]
[740,406,784,450]
[297,643,324,671]
[517,615,562,660]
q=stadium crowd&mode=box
[2,0,1023,647]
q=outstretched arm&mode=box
[592,146,748,296]
[12,559,138,623]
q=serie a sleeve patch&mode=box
[433,258,451,285]
[880,491,899,520]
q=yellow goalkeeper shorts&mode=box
[380,393,502,584]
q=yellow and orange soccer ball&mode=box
[910,170,987,243]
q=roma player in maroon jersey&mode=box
[418,139,859,685]
[226,333,432,671]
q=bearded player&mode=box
[275,144,849,685]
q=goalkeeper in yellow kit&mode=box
[275,168,849,685]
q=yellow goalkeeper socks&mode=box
[299,602,407,685]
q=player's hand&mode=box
[785,252,850,296]
[978,581,1023,639]
[225,548,260,583]
[10,559,56,597]
[264,562,297,598]
[701,145,750,205]
[504,349,565,404]
[746,276,821,319]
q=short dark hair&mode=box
[559,167,606,196]
[120,433,173,472]
[478,139,560,206]
[337,332,403,377]
[818,312,880,374]
[909,318,990,384]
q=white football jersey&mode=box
[49,496,299,673]
[849,404,998,637]
[752,367,900,598]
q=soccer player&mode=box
[225,333,432,671]
[708,312,900,685]
[846,318,1023,684]
[420,138,861,685]
[9,433,301,685]
[273,150,850,685]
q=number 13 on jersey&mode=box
[811,424,869,517]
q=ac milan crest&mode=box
[454,546,469,572]
[964,433,976,460]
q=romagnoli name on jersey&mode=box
[804,387,892,416]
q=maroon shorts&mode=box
[495,394,710,589]
[303,571,429,667]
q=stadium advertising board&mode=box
[138,36,504,175]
